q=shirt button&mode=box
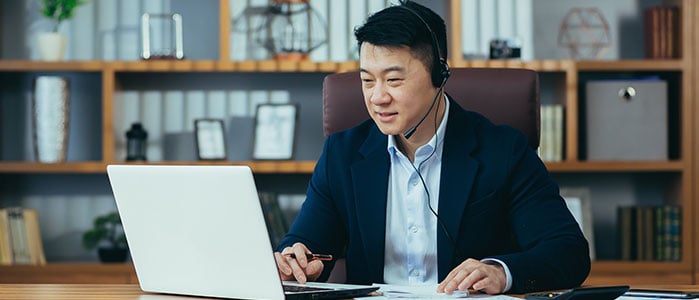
[410,226,418,233]
[412,181,419,186]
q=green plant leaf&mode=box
[39,0,87,32]
[82,211,127,251]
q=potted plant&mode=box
[82,211,129,263]
[37,0,86,61]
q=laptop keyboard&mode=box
[283,285,333,293]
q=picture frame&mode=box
[194,119,227,160]
[141,13,184,60]
[252,103,298,160]
[560,187,596,260]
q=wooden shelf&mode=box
[575,60,687,71]
[546,161,686,172]
[0,59,685,73]
[451,59,573,72]
[0,162,107,173]
[0,161,316,174]
[0,60,105,71]
[0,263,137,284]
[114,161,316,174]
[585,261,693,285]
[0,60,358,73]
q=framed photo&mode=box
[560,188,596,260]
[194,119,227,160]
[252,103,298,160]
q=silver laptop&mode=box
[107,165,378,300]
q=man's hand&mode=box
[437,258,506,295]
[274,242,324,284]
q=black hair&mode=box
[354,0,448,86]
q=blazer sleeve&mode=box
[277,136,348,281]
[491,133,591,293]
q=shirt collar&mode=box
[387,95,450,162]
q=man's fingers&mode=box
[292,243,309,268]
[457,268,484,290]
[305,260,325,282]
[438,262,470,292]
[286,256,308,283]
[274,252,292,276]
[472,276,503,294]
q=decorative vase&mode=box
[37,32,66,61]
[32,76,70,163]
[98,248,129,263]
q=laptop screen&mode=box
[109,165,286,300]
[108,165,378,300]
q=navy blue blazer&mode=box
[279,99,590,293]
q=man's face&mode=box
[359,42,438,137]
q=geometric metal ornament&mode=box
[558,7,611,59]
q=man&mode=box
[274,0,590,295]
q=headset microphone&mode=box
[402,74,448,139]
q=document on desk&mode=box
[355,283,520,299]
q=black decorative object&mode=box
[126,123,148,161]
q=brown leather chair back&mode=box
[322,68,540,148]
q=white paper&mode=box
[355,284,520,300]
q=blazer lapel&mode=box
[352,127,390,283]
[437,101,480,280]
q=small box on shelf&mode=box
[585,79,668,161]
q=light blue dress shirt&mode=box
[382,98,513,292]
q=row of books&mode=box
[538,104,564,162]
[643,6,680,59]
[0,207,46,265]
[617,205,681,262]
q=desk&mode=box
[0,284,206,300]
[1,284,698,299]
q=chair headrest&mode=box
[322,68,540,149]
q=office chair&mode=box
[322,68,540,149]
[321,68,540,283]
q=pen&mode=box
[284,253,333,261]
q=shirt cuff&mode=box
[480,258,513,293]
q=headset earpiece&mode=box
[399,4,450,88]
[436,58,450,88]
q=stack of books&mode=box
[617,205,681,261]
[539,104,564,162]
[644,6,680,59]
[0,207,46,265]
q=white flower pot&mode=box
[37,32,66,61]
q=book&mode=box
[0,210,12,265]
[7,208,31,264]
[0,208,46,265]
[23,209,46,265]
[644,6,680,59]
[643,7,660,58]
[617,206,634,261]
[617,205,681,262]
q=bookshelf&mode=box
[0,0,695,285]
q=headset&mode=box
[398,2,451,139]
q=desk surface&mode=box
[0,284,195,300]
[1,284,698,300]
